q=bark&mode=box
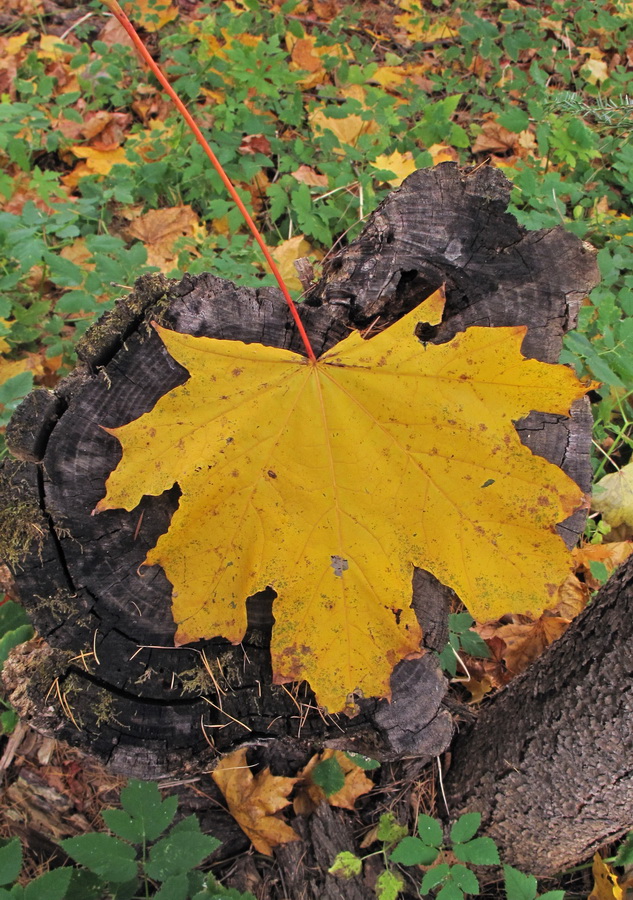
[0,162,600,895]
[445,555,633,875]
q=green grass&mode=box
[0,0,632,478]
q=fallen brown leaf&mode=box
[212,748,299,856]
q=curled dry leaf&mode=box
[573,541,633,588]
[294,749,374,814]
[124,205,201,269]
[496,615,570,677]
[211,748,299,856]
[592,463,633,532]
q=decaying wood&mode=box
[0,165,598,888]
[445,555,633,875]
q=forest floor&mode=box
[0,0,632,897]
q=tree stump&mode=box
[1,164,598,877]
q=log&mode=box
[1,164,597,790]
[445,555,633,875]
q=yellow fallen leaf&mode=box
[270,235,320,292]
[130,0,178,31]
[592,463,633,530]
[581,56,610,84]
[67,146,131,177]
[394,2,459,43]
[371,151,417,187]
[211,748,298,855]
[428,143,460,165]
[98,288,589,711]
[309,108,380,154]
[37,34,71,61]
[5,33,30,56]
[0,353,46,388]
[589,853,624,900]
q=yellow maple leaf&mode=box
[309,108,380,155]
[371,151,417,187]
[67,146,131,179]
[211,748,299,855]
[97,289,589,711]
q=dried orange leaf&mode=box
[297,749,374,811]
[98,290,589,711]
[211,748,299,856]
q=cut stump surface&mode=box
[1,165,598,780]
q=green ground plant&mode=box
[0,0,632,473]
[0,599,33,735]
[330,810,565,900]
[0,779,255,900]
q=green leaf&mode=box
[418,814,444,847]
[311,757,345,797]
[450,864,479,894]
[154,873,190,900]
[61,834,138,883]
[375,868,404,900]
[109,878,139,900]
[329,851,363,878]
[537,892,565,900]
[421,864,451,894]
[171,814,202,835]
[376,813,408,844]
[0,709,19,735]
[449,613,475,634]
[588,560,609,584]
[145,832,219,880]
[24,867,72,900]
[614,832,633,867]
[0,624,33,670]
[0,603,34,670]
[453,837,500,866]
[450,813,481,845]
[102,780,178,844]
[63,869,104,900]
[458,631,491,659]
[437,882,464,900]
[0,839,22,886]
[344,752,380,771]
[498,107,530,133]
[193,877,257,899]
[503,865,537,900]
[390,836,439,866]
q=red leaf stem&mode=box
[101,0,317,361]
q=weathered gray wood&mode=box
[445,556,633,875]
[1,164,597,789]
